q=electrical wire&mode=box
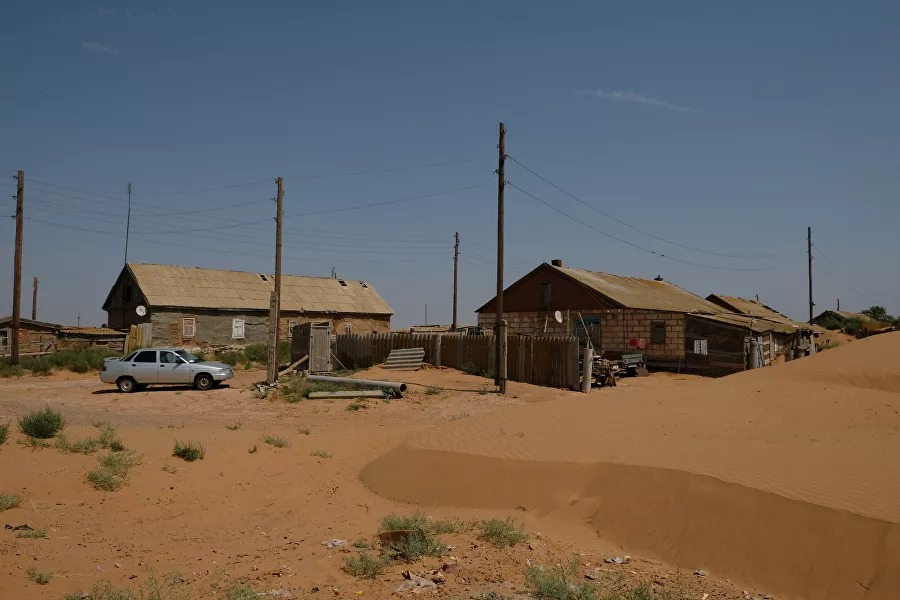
[288,183,489,217]
[813,244,898,304]
[507,155,801,260]
[506,180,783,272]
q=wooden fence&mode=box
[333,333,580,389]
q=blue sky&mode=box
[1,1,898,327]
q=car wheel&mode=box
[194,373,214,391]
[117,377,137,393]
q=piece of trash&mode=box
[4,524,34,531]
[694,569,708,577]
[585,572,599,581]
[321,539,348,549]
[702,594,709,600]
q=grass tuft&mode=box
[222,581,258,600]
[378,512,448,560]
[62,573,192,600]
[88,450,140,491]
[310,449,332,459]
[0,493,23,511]
[17,407,65,439]
[345,552,389,579]
[479,517,527,547]
[225,423,241,431]
[353,537,372,549]
[346,401,367,411]
[172,440,205,461]
[54,422,124,455]
[425,386,441,396]
[16,528,47,539]
[248,445,258,454]
[263,435,287,448]
[0,423,8,445]
[279,373,370,403]
[297,426,311,435]
[27,566,52,585]
[525,562,596,600]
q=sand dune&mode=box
[362,332,900,599]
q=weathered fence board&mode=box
[334,332,579,389]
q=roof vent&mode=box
[359,281,368,288]
[551,259,563,267]
[258,274,269,282]
[654,275,664,281]
[338,279,347,287]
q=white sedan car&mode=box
[101,348,234,393]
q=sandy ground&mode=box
[1,336,897,599]
[364,333,900,600]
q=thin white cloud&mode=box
[589,89,697,113]
[82,41,120,55]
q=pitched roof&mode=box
[706,295,790,320]
[815,310,874,323]
[553,266,727,313]
[117,264,393,315]
[59,327,125,338]
[0,316,61,330]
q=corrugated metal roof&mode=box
[554,266,727,314]
[127,264,393,315]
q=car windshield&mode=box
[176,350,202,363]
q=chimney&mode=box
[551,259,563,267]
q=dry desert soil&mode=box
[1,333,898,600]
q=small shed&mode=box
[292,321,332,373]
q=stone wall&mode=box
[478,309,685,362]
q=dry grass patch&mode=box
[345,552,390,579]
[310,448,332,459]
[87,450,140,491]
[172,440,205,461]
[263,435,287,448]
[0,423,9,445]
[0,493,23,511]
[27,566,52,585]
[526,562,596,600]
[16,528,47,539]
[479,517,527,547]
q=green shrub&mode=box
[22,356,53,375]
[345,552,389,579]
[479,517,527,547]
[525,562,596,600]
[243,343,269,364]
[0,423,8,445]
[353,538,372,549]
[627,584,653,600]
[297,426,311,435]
[55,422,123,454]
[279,374,369,402]
[216,351,240,367]
[18,407,65,439]
[461,361,484,376]
[173,440,205,461]
[347,401,366,411]
[0,493,22,511]
[16,528,47,539]
[379,513,447,560]
[223,581,258,600]
[88,450,140,491]
[310,449,332,459]
[263,435,287,448]
[27,566,52,585]
[47,348,116,372]
[0,359,24,378]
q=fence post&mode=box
[433,334,442,367]
[499,320,508,393]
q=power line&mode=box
[24,179,124,202]
[288,183,489,217]
[507,181,782,272]
[812,243,897,303]
[287,155,492,182]
[507,155,800,260]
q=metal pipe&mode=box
[308,390,386,399]
[307,374,408,393]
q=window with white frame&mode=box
[693,339,708,355]
[232,318,245,339]
[0,329,9,350]
[182,317,196,339]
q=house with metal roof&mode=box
[102,264,393,348]
[475,260,813,373]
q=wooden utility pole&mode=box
[495,123,507,393]
[267,177,284,385]
[124,182,132,264]
[807,226,814,324]
[31,277,38,320]
[11,171,24,363]
[452,232,459,331]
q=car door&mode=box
[129,350,159,384]
[158,350,192,384]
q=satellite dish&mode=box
[554,310,564,324]
[135,305,147,317]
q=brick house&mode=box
[475,260,796,373]
[102,264,393,349]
